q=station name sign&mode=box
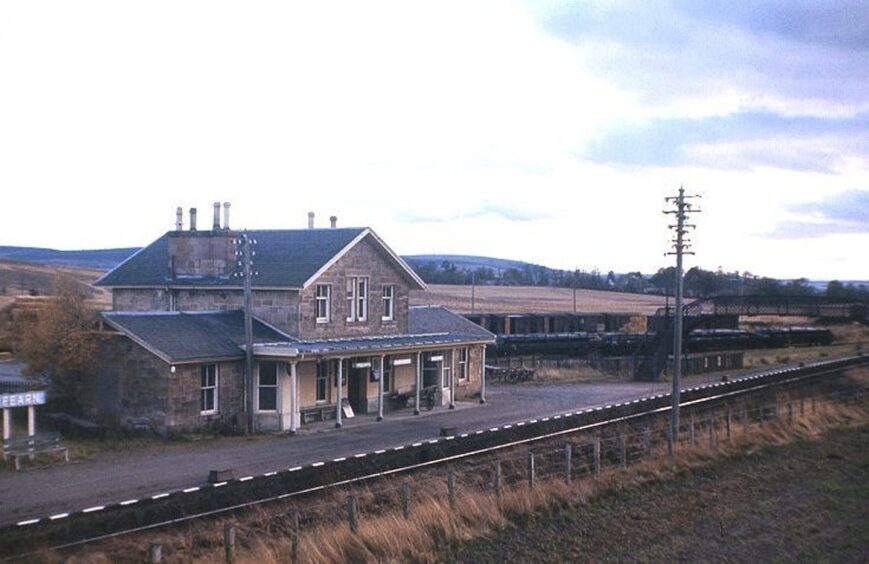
[0,391,47,408]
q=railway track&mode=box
[1,354,866,559]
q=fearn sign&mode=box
[0,391,47,408]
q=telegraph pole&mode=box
[235,231,257,434]
[471,271,476,314]
[664,186,700,441]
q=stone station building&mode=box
[87,206,494,433]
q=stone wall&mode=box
[81,334,171,429]
[111,288,299,336]
[168,360,244,430]
[297,235,411,339]
[250,290,299,336]
[112,288,171,311]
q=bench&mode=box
[300,404,336,424]
[3,433,69,471]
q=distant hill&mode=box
[0,246,139,270]
[403,254,539,273]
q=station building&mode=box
[86,205,494,433]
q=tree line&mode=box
[408,259,869,300]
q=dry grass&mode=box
[410,285,668,314]
[56,384,868,564]
[743,343,865,368]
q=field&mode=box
[455,424,869,562]
[0,260,109,307]
[410,284,668,314]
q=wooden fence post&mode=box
[223,524,236,564]
[493,460,502,498]
[150,543,162,563]
[707,417,715,447]
[528,452,535,490]
[726,405,732,442]
[667,426,673,457]
[689,415,696,446]
[743,406,749,436]
[347,496,358,533]
[787,401,793,425]
[447,470,457,510]
[811,392,817,414]
[288,510,300,564]
[643,427,652,456]
[401,483,411,518]
[620,433,628,467]
[564,444,572,484]
[593,438,601,477]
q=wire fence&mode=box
[137,381,868,563]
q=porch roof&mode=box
[253,331,492,358]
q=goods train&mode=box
[491,326,833,358]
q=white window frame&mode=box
[256,362,278,413]
[200,364,218,415]
[346,277,357,322]
[315,284,331,323]
[458,347,469,381]
[357,277,368,321]
[381,284,395,321]
[346,276,369,322]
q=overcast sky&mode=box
[1,1,867,280]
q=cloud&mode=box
[581,112,869,171]
[788,189,869,223]
[529,0,869,112]
[766,190,869,238]
[395,203,551,223]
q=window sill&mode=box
[316,319,330,324]
[200,410,218,416]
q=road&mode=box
[0,371,749,526]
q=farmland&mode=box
[411,284,669,314]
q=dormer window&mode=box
[315,284,331,323]
[382,284,395,321]
[346,276,368,322]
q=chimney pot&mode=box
[212,202,221,230]
[307,211,315,229]
[175,207,183,231]
[223,202,231,230]
[330,215,337,229]
[189,208,197,231]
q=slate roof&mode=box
[102,311,292,363]
[408,306,496,340]
[95,228,368,288]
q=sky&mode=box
[1,1,867,280]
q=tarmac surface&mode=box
[0,371,754,525]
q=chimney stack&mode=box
[307,211,315,229]
[175,207,183,231]
[330,215,337,229]
[223,202,231,230]
[212,202,221,230]
[189,207,197,231]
